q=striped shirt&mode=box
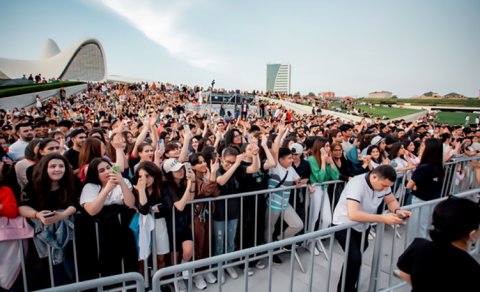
[266,164,300,211]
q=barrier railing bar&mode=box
[33,272,145,292]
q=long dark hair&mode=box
[419,138,444,181]
[133,161,163,202]
[389,142,404,160]
[367,145,383,164]
[310,137,328,166]
[79,138,103,167]
[32,153,74,210]
[224,128,242,147]
[85,157,111,185]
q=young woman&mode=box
[25,138,62,184]
[19,154,78,289]
[79,136,125,183]
[215,146,259,279]
[161,158,196,290]
[78,157,136,278]
[389,142,416,196]
[190,153,220,289]
[132,162,169,275]
[406,138,445,241]
[367,145,384,169]
[224,128,243,148]
[397,197,480,291]
[0,155,23,291]
[307,138,339,236]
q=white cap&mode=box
[290,143,304,155]
[162,158,184,173]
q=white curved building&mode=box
[0,38,107,81]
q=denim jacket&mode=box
[31,212,74,265]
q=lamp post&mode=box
[210,79,215,113]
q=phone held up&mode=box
[184,162,192,174]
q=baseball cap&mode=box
[370,136,385,146]
[278,147,292,159]
[290,143,304,155]
[162,158,184,173]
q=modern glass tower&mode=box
[266,63,291,94]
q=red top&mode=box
[0,186,18,218]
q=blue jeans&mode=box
[213,219,238,256]
[407,196,431,244]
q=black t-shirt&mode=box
[292,159,311,180]
[161,183,191,232]
[64,148,80,170]
[411,164,442,201]
[397,238,480,292]
[20,178,81,211]
[214,165,247,221]
[240,160,268,192]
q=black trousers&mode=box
[335,227,369,292]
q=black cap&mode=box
[278,147,292,159]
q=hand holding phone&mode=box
[184,162,192,174]
[43,211,56,218]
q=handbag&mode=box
[0,216,34,241]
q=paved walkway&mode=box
[172,225,412,292]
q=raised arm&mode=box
[178,126,192,163]
[261,134,276,169]
[132,118,151,157]
[174,171,195,211]
[271,123,286,162]
[216,154,244,186]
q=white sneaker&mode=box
[314,246,321,256]
[182,269,190,280]
[247,268,255,276]
[193,275,207,290]
[255,259,266,270]
[225,267,238,279]
[205,271,217,284]
[175,279,187,292]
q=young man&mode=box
[64,129,87,172]
[265,147,307,264]
[8,123,34,161]
[332,165,411,292]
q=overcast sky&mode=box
[1,0,479,98]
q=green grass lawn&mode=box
[435,111,480,126]
[328,103,421,119]
[0,81,85,98]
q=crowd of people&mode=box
[0,81,479,292]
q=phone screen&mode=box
[184,162,192,173]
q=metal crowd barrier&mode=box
[151,188,480,292]
[8,155,479,291]
[34,272,144,292]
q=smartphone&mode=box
[399,215,409,220]
[184,162,192,173]
[184,124,190,132]
[112,165,121,173]
[158,139,165,153]
[43,211,56,218]
[320,148,326,155]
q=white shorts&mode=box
[154,218,170,255]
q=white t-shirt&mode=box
[80,178,132,206]
[332,173,392,232]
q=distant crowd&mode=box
[1,81,479,291]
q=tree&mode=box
[308,92,316,97]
